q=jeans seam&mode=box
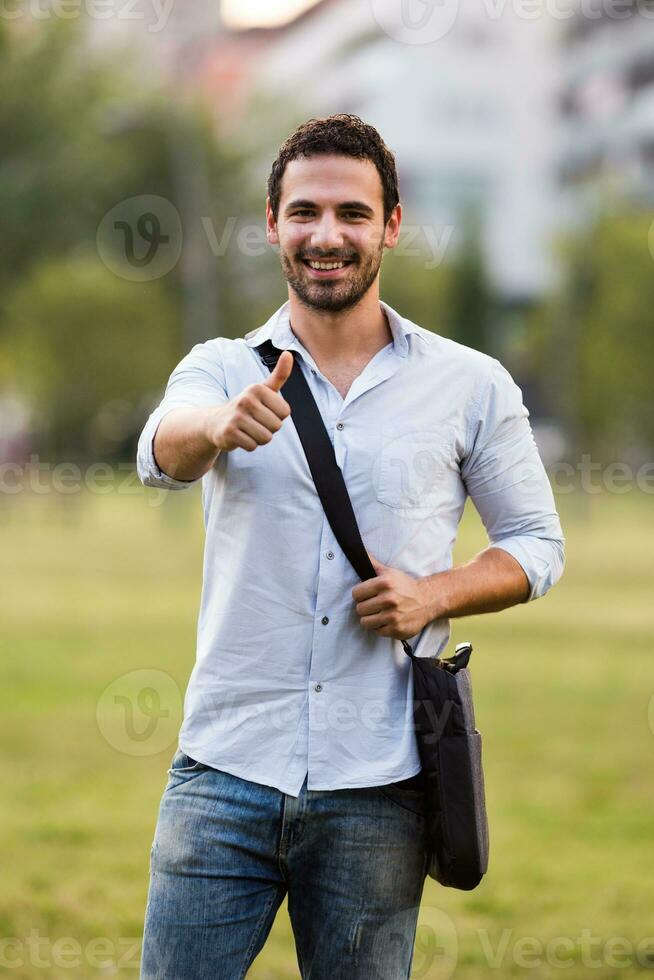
[277,792,290,881]
[296,935,306,978]
[405,851,430,979]
[238,890,278,980]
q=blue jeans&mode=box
[141,748,430,979]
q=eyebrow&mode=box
[284,199,375,217]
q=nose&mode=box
[309,212,345,253]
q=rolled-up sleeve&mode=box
[136,339,229,490]
[460,358,565,601]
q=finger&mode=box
[352,579,382,601]
[257,385,291,421]
[237,416,277,448]
[365,549,386,572]
[355,597,388,617]
[247,400,285,434]
[229,430,258,452]
[264,350,294,392]
[359,613,391,631]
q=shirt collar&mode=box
[243,300,422,359]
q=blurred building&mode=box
[84,0,224,80]
[559,0,654,210]
[218,0,560,301]
[87,0,564,300]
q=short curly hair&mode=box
[267,114,400,224]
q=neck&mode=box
[286,285,392,364]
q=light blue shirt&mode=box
[137,300,564,797]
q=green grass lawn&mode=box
[1,481,653,978]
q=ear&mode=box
[266,197,279,246]
[384,203,402,250]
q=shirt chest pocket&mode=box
[374,423,460,517]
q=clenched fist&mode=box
[206,349,294,453]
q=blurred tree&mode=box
[0,16,248,336]
[380,246,453,333]
[4,256,177,460]
[0,18,131,296]
[528,211,654,457]
[445,213,495,355]
[0,15,260,461]
[380,216,497,353]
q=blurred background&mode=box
[1,0,653,977]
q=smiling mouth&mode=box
[301,258,354,275]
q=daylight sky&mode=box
[221,0,323,29]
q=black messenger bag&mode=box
[256,340,490,891]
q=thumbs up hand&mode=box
[205,350,294,453]
[264,350,294,392]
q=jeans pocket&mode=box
[167,747,208,777]
[377,782,427,819]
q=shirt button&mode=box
[314,683,323,692]
[321,616,329,625]
[326,551,334,560]
[311,368,317,375]
[336,422,344,430]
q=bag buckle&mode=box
[439,641,473,673]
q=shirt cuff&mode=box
[489,535,565,602]
[136,405,203,490]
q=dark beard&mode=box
[280,236,385,313]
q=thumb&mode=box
[366,551,386,576]
[265,349,294,392]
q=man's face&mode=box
[266,154,401,313]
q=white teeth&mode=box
[307,261,346,270]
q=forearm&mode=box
[153,406,222,482]
[421,547,530,621]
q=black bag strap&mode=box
[256,338,415,660]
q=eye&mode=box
[292,209,315,218]
[342,211,367,220]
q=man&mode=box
[137,114,564,979]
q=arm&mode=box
[137,342,294,489]
[354,548,529,640]
[418,546,529,620]
[152,405,224,483]
[136,339,230,491]
[455,357,566,609]
[420,355,556,616]
[353,358,564,639]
